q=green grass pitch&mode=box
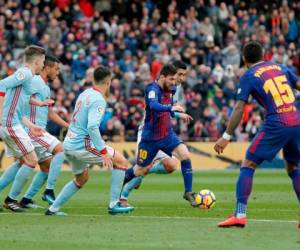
[0,170,299,250]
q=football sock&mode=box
[24,171,48,200]
[0,162,21,192]
[121,176,144,199]
[123,167,136,185]
[181,159,193,193]
[288,168,300,203]
[49,180,80,212]
[8,164,34,200]
[46,152,64,190]
[235,167,255,218]
[149,162,168,174]
[109,168,125,208]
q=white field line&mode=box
[0,212,297,224]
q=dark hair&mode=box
[172,60,187,70]
[44,55,60,68]
[24,45,45,62]
[243,41,263,64]
[159,64,177,77]
[93,66,111,84]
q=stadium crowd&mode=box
[0,0,299,142]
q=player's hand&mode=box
[179,113,193,124]
[171,104,185,113]
[30,126,45,137]
[102,154,113,169]
[214,137,230,154]
[41,99,55,107]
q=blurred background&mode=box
[0,0,299,145]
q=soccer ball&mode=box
[195,189,216,209]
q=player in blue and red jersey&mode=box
[123,64,197,205]
[214,41,300,228]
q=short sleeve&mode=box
[236,74,253,102]
[281,65,299,87]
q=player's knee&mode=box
[242,159,257,170]
[53,144,64,154]
[285,161,298,174]
[163,159,177,173]
[23,154,38,168]
[75,170,89,187]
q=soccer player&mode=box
[122,64,197,205]
[121,61,196,205]
[45,66,134,216]
[214,41,300,228]
[18,55,69,208]
[0,45,46,212]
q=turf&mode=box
[0,170,299,250]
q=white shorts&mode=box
[136,125,169,163]
[0,125,34,158]
[64,145,115,175]
[28,131,61,163]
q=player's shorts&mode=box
[64,145,115,175]
[136,125,169,163]
[246,124,300,165]
[28,131,61,163]
[137,130,182,167]
[0,125,34,158]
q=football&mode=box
[195,189,216,209]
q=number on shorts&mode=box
[263,75,295,107]
[139,149,148,160]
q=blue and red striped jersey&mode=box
[141,82,174,140]
[237,61,300,127]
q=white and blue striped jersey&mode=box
[25,75,51,129]
[0,67,34,127]
[64,87,107,152]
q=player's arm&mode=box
[87,100,112,168]
[214,100,245,154]
[0,69,32,90]
[22,117,45,137]
[30,97,55,107]
[48,107,69,128]
[283,65,300,91]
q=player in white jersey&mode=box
[17,55,69,208]
[120,61,196,206]
[0,45,47,212]
[45,66,134,215]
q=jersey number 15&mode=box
[263,75,295,107]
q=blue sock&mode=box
[149,162,167,174]
[110,168,125,208]
[8,164,34,200]
[235,167,255,218]
[123,167,136,185]
[24,171,48,200]
[0,162,21,192]
[46,152,64,190]
[50,180,80,212]
[181,160,193,193]
[288,169,300,203]
[121,176,144,199]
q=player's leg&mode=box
[0,161,21,192]
[43,142,64,203]
[4,150,38,212]
[46,167,88,216]
[218,127,289,228]
[108,148,134,214]
[20,158,51,208]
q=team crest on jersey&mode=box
[148,90,155,99]
[97,106,104,116]
[16,72,25,81]
[237,88,241,94]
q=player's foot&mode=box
[183,192,198,207]
[20,198,43,209]
[108,202,134,215]
[45,209,67,216]
[119,198,134,208]
[218,215,247,228]
[3,197,25,212]
[42,189,55,205]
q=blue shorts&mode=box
[246,125,300,165]
[137,131,182,167]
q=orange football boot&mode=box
[218,215,247,228]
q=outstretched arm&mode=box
[48,107,69,128]
[214,100,245,154]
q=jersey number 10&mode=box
[263,75,295,107]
